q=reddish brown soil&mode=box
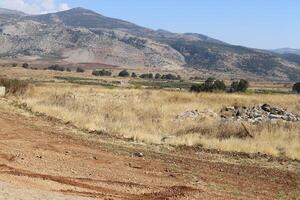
[0,105,299,199]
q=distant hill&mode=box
[0,8,27,16]
[272,48,300,55]
[0,8,27,24]
[0,7,300,81]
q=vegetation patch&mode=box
[0,78,29,95]
[54,76,115,88]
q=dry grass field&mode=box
[1,66,299,159]
[21,83,300,159]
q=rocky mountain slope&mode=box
[0,7,300,81]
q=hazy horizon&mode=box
[1,0,299,49]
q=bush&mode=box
[118,70,130,77]
[190,77,226,92]
[66,68,72,72]
[230,79,249,92]
[155,73,161,79]
[140,73,153,79]
[292,82,300,93]
[48,64,65,71]
[76,67,85,73]
[213,79,226,91]
[161,74,181,80]
[22,63,29,69]
[12,63,18,67]
[92,69,112,76]
[131,72,137,78]
[0,78,28,95]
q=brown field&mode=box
[0,65,299,199]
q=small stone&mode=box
[132,152,144,158]
[269,114,282,119]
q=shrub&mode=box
[66,68,72,72]
[92,69,112,76]
[0,78,28,95]
[140,73,153,79]
[292,82,300,93]
[118,70,130,77]
[230,79,249,92]
[48,64,65,71]
[131,72,137,78]
[155,73,161,79]
[76,67,85,73]
[213,79,226,91]
[12,63,18,67]
[22,63,29,69]
[190,77,226,92]
[161,74,181,80]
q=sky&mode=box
[0,0,299,49]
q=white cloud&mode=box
[58,3,70,11]
[0,0,71,14]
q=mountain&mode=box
[0,8,27,24]
[0,7,300,81]
[272,48,300,55]
[0,8,27,16]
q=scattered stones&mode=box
[176,110,200,120]
[176,109,219,120]
[132,152,144,158]
[220,104,300,123]
[176,104,299,124]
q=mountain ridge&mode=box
[0,7,299,81]
[272,48,300,55]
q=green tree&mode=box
[131,72,137,78]
[22,63,29,69]
[118,70,130,77]
[76,67,85,73]
[190,78,226,93]
[214,80,226,91]
[155,73,161,79]
[292,82,300,93]
[230,79,249,92]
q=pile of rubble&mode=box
[220,104,300,123]
[176,104,300,124]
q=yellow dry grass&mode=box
[22,83,300,159]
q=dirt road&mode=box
[0,100,299,199]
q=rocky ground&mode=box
[0,99,299,199]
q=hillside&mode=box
[272,48,300,55]
[0,7,300,81]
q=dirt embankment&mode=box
[0,100,299,199]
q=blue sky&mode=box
[1,0,299,49]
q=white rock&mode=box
[269,114,282,119]
[0,86,5,97]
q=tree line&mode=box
[190,78,249,93]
